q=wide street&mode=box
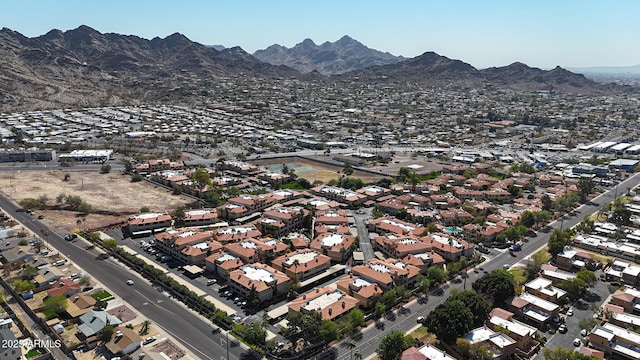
[327,172,640,360]
[0,195,253,360]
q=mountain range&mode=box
[0,26,624,111]
[253,35,405,75]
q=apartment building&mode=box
[337,274,384,308]
[555,248,598,272]
[205,252,244,278]
[228,264,290,302]
[310,233,356,262]
[524,277,568,303]
[287,286,359,322]
[127,212,172,236]
[271,249,331,281]
[373,234,431,259]
[213,224,262,244]
[589,322,640,360]
[462,326,517,359]
[509,292,560,324]
[351,258,421,290]
[257,207,307,237]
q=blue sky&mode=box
[2,1,638,69]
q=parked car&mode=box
[567,309,574,316]
[558,324,567,333]
[143,336,156,345]
[573,338,581,347]
[416,316,425,323]
[580,329,588,337]
[206,279,217,286]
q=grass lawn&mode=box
[91,290,113,301]
[26,349,41,358]
[531,248,552,264]
[280,182,309,190]
[409,326,438,345]
[509,267,527,287]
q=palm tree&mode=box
[354,349,362,360]
[140,320,151,335]
[347,339,357,360]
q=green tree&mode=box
[576,269,597,287]
[520,210,535,228]
[238,322,267,346]
[576,178,594,202]
[610,200,632,226]
[472,269,515,305]
[173,206,186,228]
[525,262,541,281]
[426,266,445,284]
[191,168,211,190]
[382,288,398,307]
[140,320,151,335]
[19,198,40,210]
[348,308,365,329]
[542,347,598,360]
[20,266,38,280]
[376,330,413,360]
[100,325,115,342]
[448,290,491,328]
[120,158,134,173]
[375,302,386,319]
[42,295,68,317]
[102,238,118,250]
[425,300,474,344]
[557,278,587,300]
[456,338,494,360]
[12,279,35,293]
[547,228,573,258]
[319,320,341,344]
[578,317,599,331]
[416,275,432,293]
[100,164,112,174]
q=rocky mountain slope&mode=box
[253,35,405,75]
[340,51,617,94]
[0,26,625,111]
[0,26,302,110]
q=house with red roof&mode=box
[271,249,331,281]
[205,252,244,278]
[46,279,81,298]
[287,286,359,322]
[310,233,356,262]
[337,274,384,308]
[351,258,421,290]
[127,212,172,236]
[228,263,290,302]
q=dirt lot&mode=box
[254,157,386,183]
[0,170,192,233]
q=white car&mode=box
[416,316,425,323]
[567,309,574,316]
[573,338,581,347]
[126,279,134,285]
[581,329,588,337]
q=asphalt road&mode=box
[329,173,640,360]
[0,195,251,360]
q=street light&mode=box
[220,330,230,360]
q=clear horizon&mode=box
[2,0,639,69]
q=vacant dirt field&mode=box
[254,157,386,183]
[0,170,192,233]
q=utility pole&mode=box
[220,330,230,360]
